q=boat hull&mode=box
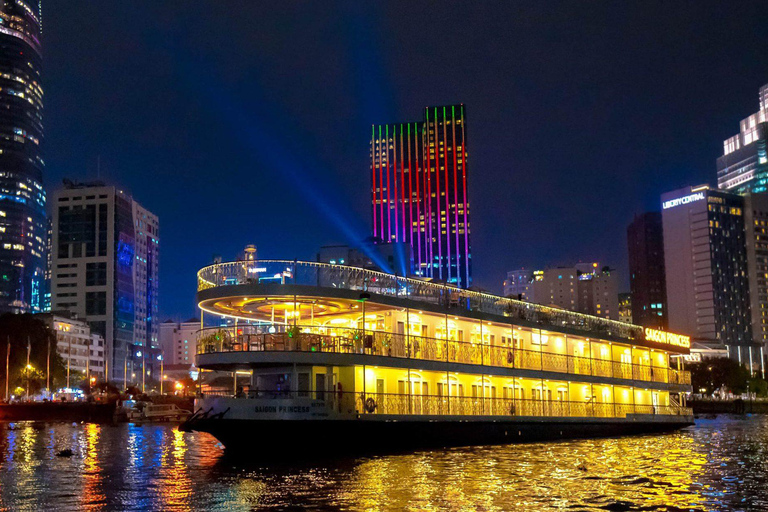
[189,415,694,458]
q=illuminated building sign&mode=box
[662,192,704,210]
[644,328,691,348]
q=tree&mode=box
[690,357,751,395]
[0,314,66,396]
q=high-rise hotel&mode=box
[0,0,46,313]
[370,105,471,288]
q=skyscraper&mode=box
[744,192,768,358]
[717,83,768,193]
[627,212,667,329]
[370,105,471,287]
[661,185,756,367]
[51,182,159,383]
[0,0,46,313]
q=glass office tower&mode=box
[0,0,46,312]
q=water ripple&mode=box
[0,416,766,510]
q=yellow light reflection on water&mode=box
[81,423,106,509]
[156,428,193,511]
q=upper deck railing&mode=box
[198,260,644,342]
[196,325,692,386]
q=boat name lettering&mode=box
[254,405,311,414]
[644,328,690,348]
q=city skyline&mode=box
[37,2,768,319]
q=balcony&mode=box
[200,389,693,419]
[196,325,692,386]
[197,260,644,342]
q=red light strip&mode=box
[371,125,377,238]
[385,124,391,242]
[392,125,399,241]
[400,124,406,242]
[461,106,469,285]
[452,105,460,287]
[442,106,451,284]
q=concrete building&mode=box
[618,293,632,324]
[51,181,159,383]
[744,192,768,362]
[317,239,413,276]
[41,312,106,385]
[627,212,668,328]
[717,83,768,194]
[661,185,756,367]
[159,319,199,366]
[527,263,619,320]
[502,269,534,299]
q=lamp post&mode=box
[158,353,164,394]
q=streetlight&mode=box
[136,350,145,393]
[157,353,163,394]
[25,363,33,401]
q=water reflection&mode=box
[1,417,768,509]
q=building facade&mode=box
[618,293,632,324]
[661,185,756,367]
[51,182,159,383]
[317,239,413,276]
[627,212,667,328]
[42,312,106,385]
[502,269,534,299]
[370,105,471,287]
[527,263,620,320]
[0,0,46,313]
[717,83,768,194]
[744,192,768,358]
[159,319,199,366]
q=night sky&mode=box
[42,2,768,320]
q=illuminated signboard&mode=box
[644,328,691,348]
[662,192,704,210]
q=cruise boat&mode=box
[182,260,693,456]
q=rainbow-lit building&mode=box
[370,105,471,288]
[184,259,693,456]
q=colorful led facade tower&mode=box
[370,105,471,287]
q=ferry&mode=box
[182,260,693,456]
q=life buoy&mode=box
[364,397,377,413]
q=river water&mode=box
[0,415,765,511]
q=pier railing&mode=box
[197,325,692,386]
[197,260,643,342]
[200,389,693,419]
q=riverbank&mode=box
[691,399,768,414]
[0,402,116,422]
[0,396,194,423]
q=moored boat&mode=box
[183,260,693,456]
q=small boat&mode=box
[122,401,192,423]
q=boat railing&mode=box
[197,260,643,341]
[197,325,692,386]
[198,389,693,418]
